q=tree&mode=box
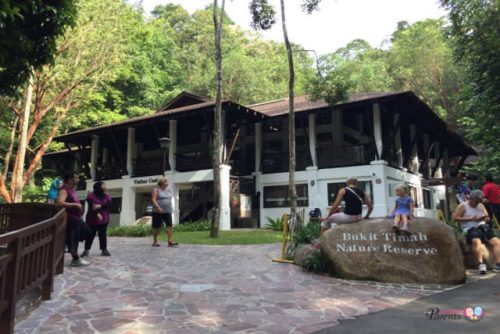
[441,0,500,177]
[210,0,227,237]
[0,0,139,202]
[386,19,465,126]
[250,0,322,218]
[0,0,77,96]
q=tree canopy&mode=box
[0,0,77,96]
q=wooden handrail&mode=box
[0,204,66,334]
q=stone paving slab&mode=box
[15,237,458,334]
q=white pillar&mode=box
[90,135,99,180]
[255,122,262,173]
[219,164,231,230]
[372,103,383,160]
[169,120,177,171]
[126,128,135,177]
[168,178,179,225]
[120,185,136,226]
[370,160,390,216]
[308,113,317,167]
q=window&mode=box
[327,181,373,203]
[264,184,308,208]
[409,185,419,208]
[423,189,433,209]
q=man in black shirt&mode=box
[320,177,373,235]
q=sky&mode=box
[137,0,447,55]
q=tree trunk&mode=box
[210,0,226,238]
[280,0,297,218]
[12,76,34,202]
[3,114,18,177]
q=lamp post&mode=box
[159,137,170,176]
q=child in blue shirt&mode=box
[389,185,414,234]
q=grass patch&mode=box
[108,224,281,245]
[159,230,282,245]
[159,228,281,245]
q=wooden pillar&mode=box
[255,122,262,173]
[90,135,99,180]
[169,120,177,171]
[126,128,135,177]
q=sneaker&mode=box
[478,263,487,275]
[493,263,500,273]
[70,258,90,267]
[81,250,89,257]
[101,249,111,256]
[400,226,411,235]
[168,241,179,247]
[392,225,400,235]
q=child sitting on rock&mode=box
[388,185,414,235]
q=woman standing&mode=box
[81,182,112,257]
[151,177,178,247]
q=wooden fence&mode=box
[0,203,66,334]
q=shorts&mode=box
[321,213,361,228]
[465,225,495,244]
[152,212,172,229]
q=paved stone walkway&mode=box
[15,237,457,334]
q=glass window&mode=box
[327,181,373,203]
[263,184,308,208]
[423,189,433,209]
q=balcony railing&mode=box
[262,149,311,173]
[95,163,127,181]
[0,204,66,334]
[133,157,165,177]
[317,144,374,169]
[176,152,212,172]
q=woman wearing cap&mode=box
[151,177,178,247]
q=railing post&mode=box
[0,238,21,334]
[55,213,67,275]
[42,220,57,300]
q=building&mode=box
[43,91,475,228]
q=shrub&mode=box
[264,217,283,231]
[175,220,211,232]
[108,220,211,236]
[302,249,327,272]
[108,224,151,237]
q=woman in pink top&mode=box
[81,182,112,257]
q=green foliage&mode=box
[441,0,500,178]
[249,0,276,30]
[165,230,281,245]
[287,221,321,256]
[107,225,281,245]
[302,248,327,272]
[108,224,151,237]
[264,217,283,231]
[0,0,77,96]
[175,220,211,232]
[22,178,52,202]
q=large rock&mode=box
[294,244,317,267]
[320,218,465,284]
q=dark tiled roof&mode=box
[55,100,221,140]
[250,92,402,116]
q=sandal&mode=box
[168,241,179,247]
[152,243,160,247]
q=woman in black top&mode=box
[320,177,373,234]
